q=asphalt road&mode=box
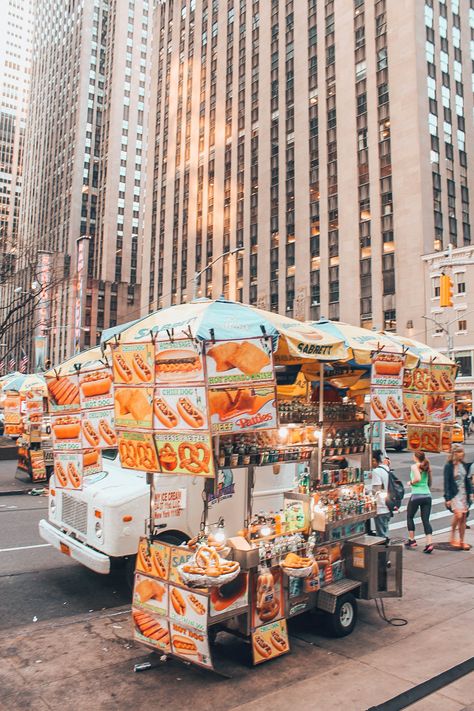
[0,442,473,632]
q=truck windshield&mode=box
[102,448,118,461]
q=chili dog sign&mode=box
[153,385,209,431]
[370,353,405,422]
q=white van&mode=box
[39,451,298,585]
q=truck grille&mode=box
[61,494,88,535]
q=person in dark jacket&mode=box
[444,446,472,550]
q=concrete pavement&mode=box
[1,528,473,711]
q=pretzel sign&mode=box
[178,442,210,474]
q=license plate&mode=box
[60,542,71,556]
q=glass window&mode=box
[456,272,466,294]
[455,351,472,377]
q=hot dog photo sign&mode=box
[153,386,209,431]
[112,343,154,385]
[155,338,204,385]
[79,366,114,409]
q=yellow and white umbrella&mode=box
[3,372,47,395]
[102,297,348,363]
[379,332,455,366]
[45,345,111,378]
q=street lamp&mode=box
[422,314,457,360]
[14,282,41,295]
[192,247,244,300]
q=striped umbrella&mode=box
[379,332,455,366]
[102,297,348,363]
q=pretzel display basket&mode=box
[178,564,241,588]
[280,563,314,579]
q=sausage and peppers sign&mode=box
[370,353,405,422]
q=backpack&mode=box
[381,465,405,515]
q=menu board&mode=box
[170,621,213,669]
[370,353,405,423]
[370,388,404,422]
[252,567,284,630]
[408,423,453,453]
[430,363,456,392]
[30,450,47,481]
[205,337,274,386]
[118,430,159,472]
[136,537,171,580]
[133,572,168,616]
[155,431,215,477]
[169,584,208,631]
[153,385,208,431]
[81,407,116,449]
[114,386,154,429]
[53,450,83,490]
[426,392,455,424]
[371,353,405,388]
[403,392,427,424]
[252,619,290,665]
[155,339,204,385]
[112,343,154,385]
[78,367,114,409]
[4,392,22,435]
[51,413,82,451]
[209,385,277,434]
[168,544,195,585]
[46,374,80,414]
[209,572,249,617]
[403,363,455,449]
[132,607,171,653]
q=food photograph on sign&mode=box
[210,573,248,617]
[46,375,80,413]
[169,585,208,631]
[118,431,159,472]
[133,572,168,616]
[114,386,154,429]
[112,343,154,385]
[403,392,427,424]
[209,385,277,434]
[426,393,455,424]
[136,537,171,580]
[153,386,208,431]
[429,363,456,392]
[371,353,405,388]
[252,566,284,629]
[83,448,103,475]
[407,424,441,453]
[53,450,83,490]
[252,619,290,664]
[155,431,214,477]
[155,339,204,384]
[132,608,170,653]
[79,367,114,409]
[170,621,213,669]
[370,388,403,422]
[51,413,82,450]
[205,337,274,386]
[403,366,430,393]
[81,407,117,449]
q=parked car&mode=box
[385,423,407,451]
[452,422,464,443]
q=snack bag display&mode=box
[153,386,209,431]
[112,343,154,385]
[155,339,204,384]
[205,337,274,386]
[252,619,290,664]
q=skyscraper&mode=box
[14,0,150,364]
[141,0,474,338]
[0,0,33,280]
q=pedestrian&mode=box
[444,445,472,550]
[371,449,391,541]
[405,451,433,553]
[461,412,470,440]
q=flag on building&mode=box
[8,356,15,372]
[0,360,4,374]
[19,349,28,374]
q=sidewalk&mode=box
[0,457,33,495]
[1,529,473,711]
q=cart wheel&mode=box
[324,594,357,637]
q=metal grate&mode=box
[61,494,88,536]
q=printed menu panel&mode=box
[79,367,114,409]
[169,584,208,632]
[155,431,215,478]
[407,424,441,453]
[51,413,82,451]
[403,392,427,424]
[168,544,195,586]
[114,386,154,429]
[403,366,431,393]
[132,607,170,653]
[426,392,455,424]
[252,619,290,665]
[153,386,208,431]
[205,337,274,386]
[81,407,116,449]
[83,448,103,475]
[430,364,456,393]
[209,385,277,434]
[370,387,403,422]
[46,374,80,414]
[112,343,154,385]
[53,450,83,490]
[136,537,171,580]
[170,621,213,670]
[118,430,159,472]
[252,567,284,630]
[209,572,249,617]
[30,450,47,481]
[133,573,168,617]
[155,339,204,385]
[371,353,405,388]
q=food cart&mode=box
[46,299,455,672]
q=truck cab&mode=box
[39,451,298,583]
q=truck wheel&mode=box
[125,532,188,589]
[324,594,357,638]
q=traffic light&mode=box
[439,274,453,307]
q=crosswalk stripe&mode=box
[397,496,445,514]
[390,508,452,531]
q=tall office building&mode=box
[14,0,150,364]
[141,0,474,338]
[0,0,33,280]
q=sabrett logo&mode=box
[297,343,334,355]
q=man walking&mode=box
[371,449,391,542]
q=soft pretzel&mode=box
[195,546,220,570]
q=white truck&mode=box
[39,451,298,586]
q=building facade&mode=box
[0,0,33,280]
[13,0,150,365]
[141,0,474,337]
[423,245,474,407]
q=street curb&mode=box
[0,488,31,496]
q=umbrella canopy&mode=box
[0,371,21,388]
[103,297,348,363]
[307,319,418,367]
[379,332,455,366]
[4,373,47,395]
[45,345,111,378]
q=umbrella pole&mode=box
[317,362,324,482]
